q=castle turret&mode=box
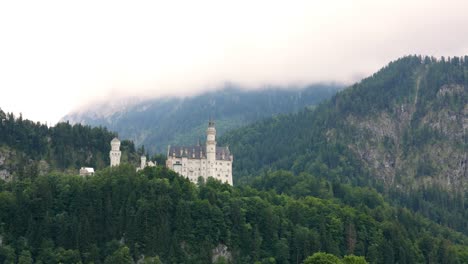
[140,155,147,170]
[110,138,121,167]
[206,120,216,177]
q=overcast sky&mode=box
[1,0,467,124]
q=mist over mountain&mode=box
[62,84,342,153]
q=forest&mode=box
[0,110,139,176]
[0,166,467,263]
[0,56,467,263]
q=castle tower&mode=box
[206,119,216,177]
[140,155,147,170]
[166,118,233,185]
[110,138,121,167]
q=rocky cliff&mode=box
[223,56,467,193]
[338,63,467,191]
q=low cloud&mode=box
[1,0,468,123]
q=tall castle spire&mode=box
[110,137,121,167]
[206,119,216,177]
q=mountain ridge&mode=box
[222,56,467,190]
[62,85,342,153]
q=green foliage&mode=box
[141,255,162,264]
[0,167,466,263]
[104,246,133,264]
[303,252,341,264]
[342,255,368,264]
[303,253,368,264]
[0,245,16,264]
[0,113,139,175]
[18,250,33,264]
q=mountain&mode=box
[219,56,467,234]
[1,58,468,262]
[221,56,467,189]
[62,85,342,153]
[0,110,139,180]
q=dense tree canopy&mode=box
[0,112,139,176]
[0,166,466,263]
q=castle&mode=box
[166,120,233,185]
[97,121,233,185]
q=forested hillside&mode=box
[0,109,138,180]
[1,56,467,263]
[219,56,467,235]
[62,85,341,153]
[0,166,466,263]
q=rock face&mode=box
[0,147,13,181]
[0,169,11,181]
[336,63,467,191]
[212,244,232,263]
[0,146,51,181]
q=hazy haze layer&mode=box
[1,0,467,124]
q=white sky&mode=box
[1,0,468,124]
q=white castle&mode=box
[166,120,233,185]
[105,121,232,185]
[110,137,122,167]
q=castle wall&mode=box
[166,156,233,185]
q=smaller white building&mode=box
[79,167,94,176]
[136,155,156,171]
